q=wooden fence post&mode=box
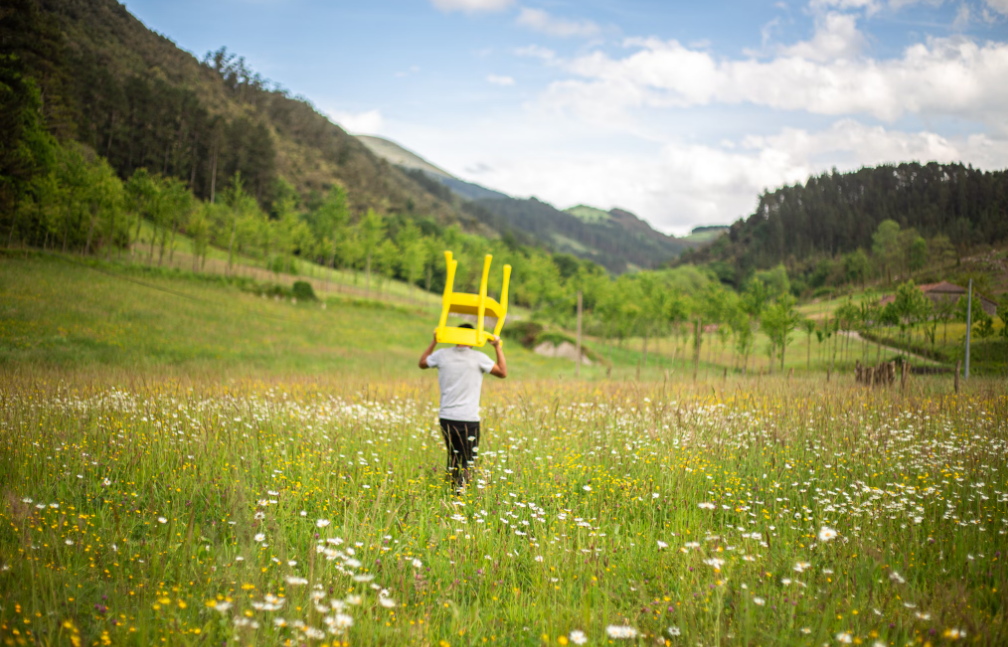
[575,291,582,378]
[693,316,701,382]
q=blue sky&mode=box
[125,0,1008,235]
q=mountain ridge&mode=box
[354,135,691,272]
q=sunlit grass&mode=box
[1,374,1005,646]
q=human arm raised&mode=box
[488,336,507,378]
[418,330,438,369]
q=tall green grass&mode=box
[2,253,1006,645]
[0,375,1005,646]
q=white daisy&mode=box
[818,526,838,542]
[606,625,638,639]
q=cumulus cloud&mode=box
[468,120,1008,233]
[487,74,516,86]
[430,0,512,12]
[328,109,384,135]
[984,0,1008,13]
[544,34,1008,129]
[516,7,600,37]
[780,12,865,60]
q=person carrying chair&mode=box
[419,323,506,490]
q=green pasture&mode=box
[3,253,967,385]
[1,372,1005,647]
[0,253,569,379]
[1,251,1007,647]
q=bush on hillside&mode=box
[292,281,316,301]
[502,321,543,349]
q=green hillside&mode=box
[565,204,610,223]
[3,0,462,221]
[682,225,728,243]
[471,199,689,273]
[348,136,689,272]
[0,252,592,378]
[356,135,454,180]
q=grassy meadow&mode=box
[1,253,1007,647]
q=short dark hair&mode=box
[457,323,475,330]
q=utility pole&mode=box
[575,291,582,377]
[964,279,972,380]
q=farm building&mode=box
[879,281,997,316]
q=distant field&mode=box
[3,253,947,385]
[0,253,573,379]
[682,228,728,244]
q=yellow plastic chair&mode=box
[436,251,511,347]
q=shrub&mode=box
[502,321,543,349]
[292,281,317,301]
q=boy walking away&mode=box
[418,323,507,490]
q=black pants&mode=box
[439,418,480,484]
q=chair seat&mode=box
[436,251,510,348]
[445,294,504,318]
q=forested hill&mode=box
[466,198,689,273]
[6,0,462,221]
[679,162,1008,280]
[352,135,690,272]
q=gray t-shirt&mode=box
[426,346,496,422]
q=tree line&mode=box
[681,162,1008,289]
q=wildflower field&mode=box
[1,374,1005,647]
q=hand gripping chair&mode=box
[436,252,511,348]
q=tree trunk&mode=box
[131,210,143,262]
[642,330,648,369]
[706,329,713,380]
[106,207,117,260]
[189,129,199,188]
[693,317,701,381]
[227,217,236,274]
[148,221,157,266]
[7,210,17,248]
[84,205,97,256]
[210,142,219,204]
[365,253,372,294]
[169,220,178,264]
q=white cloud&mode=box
[328,109,384,135]
[487,74,516,86]
[953,2,972,28]
[780,12,865,61]
[889,0,945,8]
[515,44,556,61]
[984,0,1008,14]
[430,0,513,12]
[516,7,600,37]
[811,0,882,15]
[544,34,1008,129]
[460,120,1008,233]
